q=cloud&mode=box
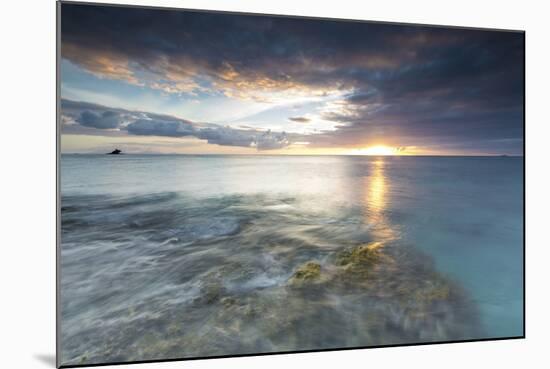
[126,119,195,137]
[59,4,456,101]
[60,4,524,154]
[62,43,140,86]
[77,110,123,129]
[61,99,292,150]
[288,116,311,123]
[197,127,256,147]
[256,130,290,150]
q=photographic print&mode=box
[58,2,524,366]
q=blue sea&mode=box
[60,155,523,365]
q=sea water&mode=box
[60,155,523,365]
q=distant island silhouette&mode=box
[107,149,122,155]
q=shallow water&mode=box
[60,155,523,365]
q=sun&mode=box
[349,145,400,156]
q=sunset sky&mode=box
[60,3,524,155]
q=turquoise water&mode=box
[60,155,523,365]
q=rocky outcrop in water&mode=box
[68,241,480,365]
[288,261,321,286]
[165,242,481,358]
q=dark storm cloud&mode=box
[61,99,292,150]
[60,3,452,96]
[61,3,524,154]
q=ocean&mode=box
[60,154,524,365]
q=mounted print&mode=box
[57,1,525,367]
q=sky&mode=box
[60,3,524,155]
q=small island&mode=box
[107,149,122,155]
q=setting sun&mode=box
[349,145,400,156]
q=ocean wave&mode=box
[60,191,481,365]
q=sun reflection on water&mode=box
[367,159,386,212]
[364,158,397,241]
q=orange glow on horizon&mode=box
[349,145,402,156]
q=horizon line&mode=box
[60,152,524,158]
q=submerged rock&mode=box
[288,261,321,286]
[331,242,393,287]
[336,242,385,266]
[414,279,451,303]
[63,240,481,365]
[196,276,227,304]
